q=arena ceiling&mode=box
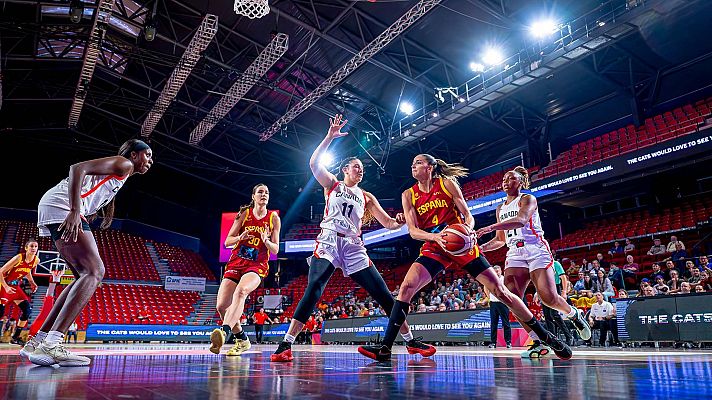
[2,0,712,210]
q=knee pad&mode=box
[18,300,31,321]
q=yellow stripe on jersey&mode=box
[439,177,453,198]
[409,187,416,206]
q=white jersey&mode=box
[320,181,365,237]
[499,193,545,247]
[37,174,127,234]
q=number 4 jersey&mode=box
[320,181,365,237]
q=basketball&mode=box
[440,223,476,256]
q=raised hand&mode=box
[259,229,271,243]
[327,114,349,139]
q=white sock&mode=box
[566,307,577,319]
[284,334,296,344]
[401,330,414,342]
[44,330,64,347]
[528,331,540,341]
[33,331,48,342]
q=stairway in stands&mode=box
[1,224,19,262]
[145,241,171,282]
[187,293,218,325]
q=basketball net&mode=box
[234,0,270,19]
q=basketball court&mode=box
[2,344,710,399]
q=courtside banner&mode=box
[85,323,290,342]
[616,292,712,342]
[321,309,492,343]
[164,276,206,292]
[86,324,216,342]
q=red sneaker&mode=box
[270,342,294,362]
[406,338,436,357]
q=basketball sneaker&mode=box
[358,344,392,362]
[568,307,592,341]
[270,341,294,362]
[521,341,556,359]
[209,328,225,355]
[10,337,26,346]
[540,334,573,360]
[28,343,90,367]
[226,339,251,356]
[19,336,41,359]
[406,337,436,357]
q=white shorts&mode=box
[310,230,369,277]
[504,240,554,272]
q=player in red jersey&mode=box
[210,183,281,356]
[0,238,40,345]
[358,154,570,362]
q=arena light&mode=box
[469,62,485,72]
[482,47,504,66]
[141,15,219,137]
[529,19,558,38]
[399,101,415,115]
[69,0,83,23]
[319,152,335,167]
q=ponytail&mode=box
[419,154,468,184]
[511,166,530,189]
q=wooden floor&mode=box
[0,343,710,399]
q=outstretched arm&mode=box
[364,191,405,230]
[476,194,537,236]
[477,204,507,252]
[309,114,349,190]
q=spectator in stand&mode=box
[565,259,580,276]
[437,303,447,312]
[66,321,78,344]
[593,269,615,301]
[649,263,667,282]
[699,271,712,291]
[596,253,610,270]
[647,238,666,255]
[463,293,475,309]
[452,302,461,311]
[134,307,150,324]
[579,274,595,297]
[699,255,712,270]
[666,235,685,253]
[682,260,697,279]
[587,292,618,347]
[688,267,702,285]
[572,272,585,293]
[608,241,624,255]
[391,284,400,298]
[624,238,635,254]
[667,270,682,294]
[304,315,317,344]
[416,302,427,313]
[453,288,465,302]
[617,289,629,299]
[580,258,593,275]
[640,285,656,297]
[679,282,692,294]
[474,286,489,308]
[669,242,688,270]
[429,290,441,307]
[653,275,670,295]
[695,285,706,293]
[589,260,603,279]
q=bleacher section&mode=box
[75,283,201,329]
[284,208,399,241]
[535,100,711,181]
[153,242,216,281]
[462,166,540,200]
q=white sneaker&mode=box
[28,343,91,367]
[19,336,41,359]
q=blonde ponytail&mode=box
[418,154,468,185]
[511,166,530,189]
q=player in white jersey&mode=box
[25,139,152,367]
[272,114,428,362]
[477,166,590,358]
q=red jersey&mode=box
[226,209,276,267]
[253,312,269,325]
[4,253,38,283]
[408,177,463,230]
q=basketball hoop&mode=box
[234,0,270,19]
[50,268,65,284]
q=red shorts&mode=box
[419,240,481,270]
[0,284,30,304]
[224,258,268,282]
